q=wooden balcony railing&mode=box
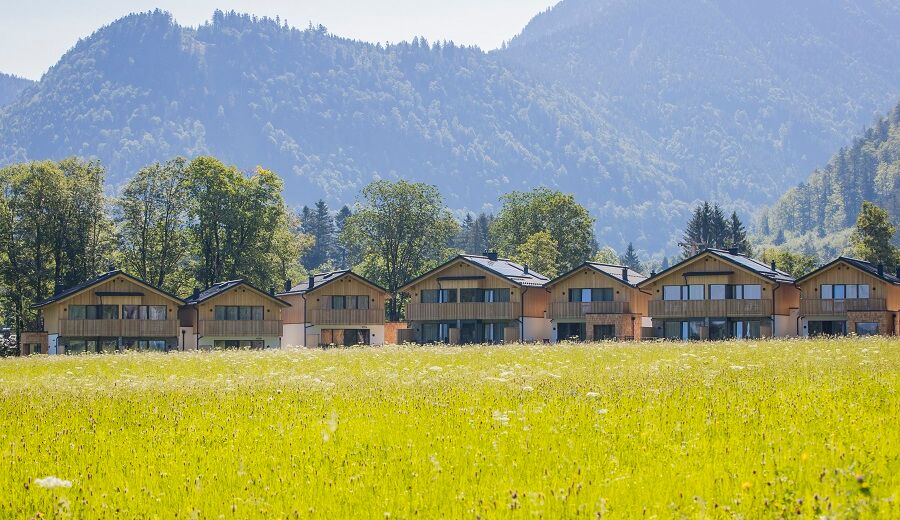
[405,302,519,321]
[800,298,886,316]
[648,299,773,318]
[59,319,179,337]
[548,301,630,319]
[199,320,282,336]
[307,308,384,325]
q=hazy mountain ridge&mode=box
[0,72,34,108]
[1,1,899,253]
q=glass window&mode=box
[855,322,879,336]
[215,306,226,320]
[69,305,86,320]
[251,306,263,320]
[709,319,728,340]
[742,285,761,300]
[226,306,238,321]
[441,289,457,303]
[709,285,726,300]
[845,285,857,299]
[239,306,252,320]
[688,285,704,300]
[663,321,681,339]
[858,285,870,298]
[495,289,510,302]
[148,306,167,320]
[821,285,833,299]
[85,306,98,320]
[686,320,703,340]
[592,288,614,302]
[833,285,846,299]
[123,305,140,319]
[356,296,369,309]
[460,289,481,302]
[331,296,346,310]
[421,290,438,303]
[663,286,682,301]
[593,324,615,340]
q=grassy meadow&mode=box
[1,338,898,518]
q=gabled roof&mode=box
[548,262,648,288]
[31,270,185,308]
[795,256,900,285]
[399,254,550,292]
[277,270,388,296]
[639,248,796,287]
[183,279,291,307]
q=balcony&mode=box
[800,298,886,316]
[59,319,179,337]
[307,308,385,326]
[199,320,282,336]
[549,301,630,320]
[405,302,518,321]
[649,299,773,319]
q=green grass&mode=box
[1,338,898,518]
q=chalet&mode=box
[546,262,650,341]
[796,257,899,336]
[639,249,800,340]
[399,252,551,344]
[27,270,183,355]
[278,270,389,347]
[179,280,290,350]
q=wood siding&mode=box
[546,267,649,320]
[549,301,631,319]
[179,285,285,330]
[406,302,518,321]
[800,298,887,316]
[797,260,900,314]
[199,320,282,336]
[281,274,388,326]
[40,274,182,337]
[649,299,774,318]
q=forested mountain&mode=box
[760,101,900,259]
[1,1,899,252]
[0,73,33,108]
[503,0,900,213]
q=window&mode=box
[593,324,616,340]
[663,285,704,300]
[331,296,346,309]
[688,285,704,300]
[731,320,761,339]
[709,285,726,300]
[821,284,870,300]
[663,321,681,340]
[709,319,728,340]
[482,323,505,343]
[808,320,847,336]
[568,288,614,302]
[709,284,761,300]
[421,322,453,343]
[420,289,457,303]
[855,322,879,336]
[662,286,682,301]
[460,289,510,303]
[68,305,118,320]
[214,306,264,320]
[742,285,762,299]
[557,322,586,341]
[122,305,167,320]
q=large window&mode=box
[808,320,847,336]
[662,285,704,301]
[821,284,870,299]
[421,322,454,342]
[662,320,703,340]
[421,289,457,303]
[122,305,167,320]
[709,284,762,300]
[329,296,370,310]
[214,306,264,320]
[121,338,170,351]
[557,322,586,341]
[568,288,614,302]
[68,305,119,320]
[855,322,879,336]
[730,320,761,339]
[460,288,511,303]
[211,339,265,350]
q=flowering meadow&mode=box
[1,338,898,518]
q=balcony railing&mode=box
[649,299,773,318]
[307,308,384,326]
[405,302,518,321]
[800,298,886,316]
[548,301,630,319]
[199,320,282,336]
[59,319,179,337]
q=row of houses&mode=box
[18,248,900,354]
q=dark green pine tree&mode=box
[473,212,492,254]
[710,204,728,249]
[620,242,643,272]
[333,205,353,267]
[726,211,752,255]
[301,200,336,270]
[681,205,705,258]
[455,213,476,252]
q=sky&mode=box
[1,0,558,80]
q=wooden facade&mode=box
[281,273,387,326]
[179,283,287,340]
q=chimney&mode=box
[877,264,884,278]
[284,279,292,293]
[107,263,117,273]
[523,264,529,274]
[53,281,64,296]
[771,261,777,272]
[308,275,316,289]
[191,287,201,301]
[728,247,739,255]
[650,271,656,277]
[487,251,498,261]
[269,286,276,296]
[622,267,629,282]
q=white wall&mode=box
[775,311,800,338]
[282,324,305,348]
[523,317,552,342]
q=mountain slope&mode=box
[0,72,33,108]
[760,101,900,258]
[502,0,900,208]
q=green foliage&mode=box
[341,180,459,319]
[301,200,337,271]
[680,202,751,257]
[454,213,493,255]
[0,72,32,108]
[491,188,595,273]
[758,248,818,279]
[514,231,559,278]
[850,202,898,269]
[592,246,620,265]
[619,242,643,272]
[1,339,898,516]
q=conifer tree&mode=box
[620,242,643,272]
[725,212,751,255]
[850,202,898,268]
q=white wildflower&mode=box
[34,476,72,489]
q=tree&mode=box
[758,248,818,279]
[333,205,353,268]
[850,202,898,268]
[340,180,459,320]
[491,188,595,273]
[514,231,559,278]
[680,202,731,257]
[454,212,493,254]
[301,199,336,270]
[620,242,643,272]
[593,246,620,265]
[725,211,752,255]
[115,158,191,293]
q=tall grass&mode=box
[1,338,898,518]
